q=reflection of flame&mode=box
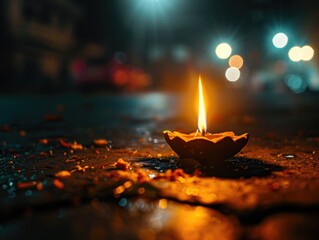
[198,76,207,134]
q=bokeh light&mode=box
[288,46,302,62]
[274,60,288,75]
[225,67,240,82]
[301,45,314,61]
[285,74,307,93]
[172,45,190,62]
[272,33,288,48]
[215,43,232,59]
[309,69,319,91]
[228,55,244,69]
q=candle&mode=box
[163,76,249,168]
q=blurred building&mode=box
[0,0,82,92]
[0,0,317,93]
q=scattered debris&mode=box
[154,169,190,181]
[39,138,49,144]
[65,155,78,162]
[36,182,43,191]
[136,169,150,183]
[284,154,296,159]
[269,182,280,191]
[74,165,89,173]
[114,158,131,171]
[93,139,108,147]
[53,179,64,189]
[60,140,83,150]
[55,170,71,178]
[17,181,37,189]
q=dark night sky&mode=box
[76,0,318,57]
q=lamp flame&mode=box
[198,76,207,135]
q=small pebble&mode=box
[284,154,296,159]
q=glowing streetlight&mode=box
[289,45,315,62]
[225,67,240,82]
[288,46,302,62]
[272,33,288,48]
[215,43,232,59]
[228,55,244,69]
[301,45,314,61]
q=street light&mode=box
[301,45,314,61]
[228,55,244,69]
[272,32,288,48]
[225,67,240,82]
[288,45,315,62]
[288,46,302,62]
[215,43,232,59]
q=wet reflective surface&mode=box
[1,92,319,239]
[0,199,241,240]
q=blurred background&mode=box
[0,0,319,95]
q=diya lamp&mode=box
[163,76,249,169]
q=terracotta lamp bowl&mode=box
[163,130,249,167]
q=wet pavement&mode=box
[0,92,319,240]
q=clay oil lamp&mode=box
[163,77,249,168]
